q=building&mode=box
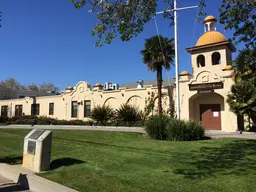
[0,16,241,132]
[178,15,238,132]
[0,79,173,119]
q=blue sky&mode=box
[0,0,241,90]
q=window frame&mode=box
[71,101,78,118]
[49,103,54,115]
[31,104,40,116]
[15,105,23,117]
[84,100,91,117]
[1,106,8,117]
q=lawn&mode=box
[0,129,256,192]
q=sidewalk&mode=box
[0,124,145,133]
[205,130,256,140]
[0,125,255,139]
[0,175,29,192]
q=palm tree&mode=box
[140,35,175,114]
[234,48,256,82]
[227,79,256,128]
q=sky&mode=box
[0,0,241,91]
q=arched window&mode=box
[212,52,221,65]
[197,55,205,67]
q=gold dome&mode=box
[204,15,217,23]
[95,83,101,87]
[196,31,227,46]
[66,86,73,90]
[180,71,190,75]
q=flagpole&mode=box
[156,2,198,119]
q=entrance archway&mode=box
[189,92,224,130]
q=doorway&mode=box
[200,104,221,130]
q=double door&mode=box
[200,104,221,130]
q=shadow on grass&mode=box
[173,139,256,179]
[0,155,22,165]
[50,158,85,170]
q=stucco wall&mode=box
[0,81,173,120]
[179,43,238,132]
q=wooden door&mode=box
[15,105,23,117]
[200,104,221,130]
[1,106,8,117]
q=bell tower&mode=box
[178,16,238,132]
[186,15,236,74]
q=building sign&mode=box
[189,82,223,91]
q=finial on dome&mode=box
[204,15,217,32]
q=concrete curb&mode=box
[0,163,78,192]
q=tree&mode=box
[234,48,256,81]
[0,78,25,90]
[70,0,206,46]
[231,47,256,127]
[39,83,59,93]
[70,0,255,48]
[140,35,175,114]
[28,83,40,92]
[227,79,256,128]
[219,0,256,49]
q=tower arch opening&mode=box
[197,55,205,67]
[212,52,221,65]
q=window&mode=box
[1,106,8,117]
[84,100,91,117]
[31,104,40,116]
[15,105,23,117]
[212,52,221,65]
[49,103,54,115]
[71,101,78,118]
[197,55,205,67]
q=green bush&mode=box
[145,116,205,141]
[116,104,143,126]
[37,116,54,125]
[145,115,170,140]
[6,116,95,126]
[8,116,38,125]
[0,116,9,123]
[90,105,115,125]
[166,119,204,141]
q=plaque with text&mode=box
[29,130,45,140]
[27,140,36,155]
[189,82,223,91]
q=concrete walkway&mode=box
[205,130,256,140]
[0,175,29,192]
[0,124,255,139]
[0,124,145,133]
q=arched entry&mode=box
[189,92,224,130]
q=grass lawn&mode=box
[0,129,256,192]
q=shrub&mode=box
[145,115,170,140]
[166,119,204,141]
[90,105,115,125]
[116,104,143,126]
[37,116,54,125]
[0,116,9,123]
[6,116,93,126]
[7,116,38,125]
[69,120,88,125]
